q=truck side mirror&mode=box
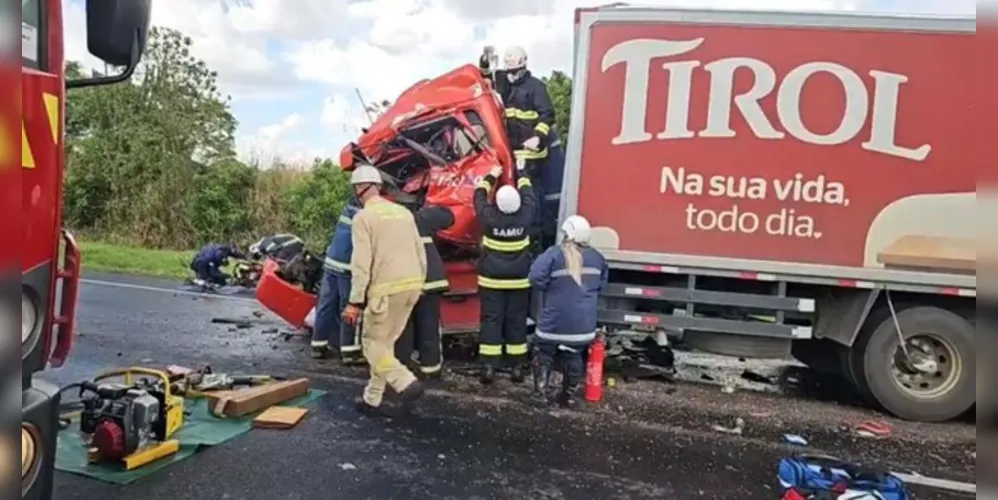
[86,0,152,67]
[67,0,152,89]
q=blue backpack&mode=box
[778,455,909,500]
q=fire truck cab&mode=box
[20,1,151,498]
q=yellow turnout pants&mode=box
[362,290,422,407]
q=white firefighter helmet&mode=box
[350,164,383,186]
[561,215,592,244]
[495,185,522,214]
[503,46,528,71]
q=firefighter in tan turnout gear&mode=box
[340,165,429,417]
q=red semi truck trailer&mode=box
[563,7,976,422]
[255,7,976,423]
[20,1,150,497]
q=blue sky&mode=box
[62,0,975,166]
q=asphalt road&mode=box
[44,272,977,500]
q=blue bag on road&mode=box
[777,455,909,500]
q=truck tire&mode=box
[853,306,975,422]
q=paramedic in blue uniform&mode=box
[473,164,537,385]
[528,215,608,408]
[312,197,363,363]
[190,243,243,286]
[479,45,557,253]
[395,205,455,380]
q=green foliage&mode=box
[186,159,255,244]
[63,27,574,253]
[542,70,573,145]
[282,159,353,250]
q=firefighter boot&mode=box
[311,345,330,360]
[396,380,426,416]
[560,371,583,409]
[531,363,553,408]
[510,364,526,384]
[480,365,496,385]
[354,399,395,418]
[341,352,366,366]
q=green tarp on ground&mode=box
[56,389,326,485]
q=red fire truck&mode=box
[20,0,150,497]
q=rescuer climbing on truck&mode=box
[474,164,538,385]
[479,46,559,251]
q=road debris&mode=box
[212,318,253,328]
[712,418,745,435]
[783,434,808,446]
[741,370,775,385]
[340,463,357,471]
[721,385,735,394]
[854,420,894,439]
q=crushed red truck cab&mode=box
[259,64,523,333]
[340,64,515,249]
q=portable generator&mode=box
[77,368,183,470]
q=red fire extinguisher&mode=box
[584,335,607,402]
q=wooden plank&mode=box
[254,407,309,429]
[206,379,310,418]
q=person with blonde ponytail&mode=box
[527,215,608,408]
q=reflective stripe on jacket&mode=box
[472,175,537,290]
[348,196,427,304]
[502,71,555,160]
[253,233,304,262]
[414,205,455,293]
[528,243,609,346]
[325,202,360,274]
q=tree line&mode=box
[65,28,573,251]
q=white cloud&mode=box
[286,0,477,103]
[226,0,352,40]
[321,94,369,137]
[63,0,976,162]
[238,113,327,166]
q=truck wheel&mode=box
[854,306,975,422]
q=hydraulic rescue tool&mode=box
[76,368,184,470]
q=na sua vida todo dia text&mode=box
[659,166,850,239]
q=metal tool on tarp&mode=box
[170,365,282,398]
[77,367,184,471]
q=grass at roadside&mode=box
[80,241,195,280]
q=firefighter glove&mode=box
[342,304,362,326]
[522,136,541,151]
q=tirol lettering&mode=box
[493,227,524,238]
[601,38,930,161]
